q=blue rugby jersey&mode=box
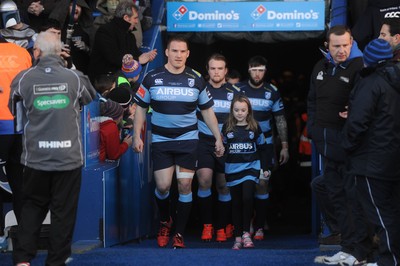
[237,81,284,144]
[222,124,267,187]
[134,66,214,143]
[197,82,241,138]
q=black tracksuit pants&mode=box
[356,176,400,266]
[12,166,82,266]
[323,159,370,255]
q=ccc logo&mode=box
[384,12,400,18]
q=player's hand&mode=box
[214,139,225,157]
[279,148,289,165]
[133,136,143,153]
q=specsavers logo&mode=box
[34,95,70,110]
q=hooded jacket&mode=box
[342,62,400,181]
[307,41,364,162]
[99,117,128,162]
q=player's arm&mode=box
[275,114,289,164]
[133,105,147,153]
[200,107,224,156]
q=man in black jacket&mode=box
[88,0,156,82]
[342,38,400,266]
[308,25,366,265]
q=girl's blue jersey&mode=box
[222,124,266,187]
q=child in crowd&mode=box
[94,73,115,96]
[99,100,132,162]
[118,53,142,94]
[222,94,270,250]
[106,86,136,127]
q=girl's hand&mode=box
[260,169,271,181]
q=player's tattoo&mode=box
[275,115,288,143]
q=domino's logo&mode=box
[251,5,266,20]
[173,5,188,20]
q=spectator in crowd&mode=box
[89,0,156,82]
[48,0,96,74]
[94,73,116,96]
[378,18,400,61]
[308,25,366,265]
[196,53,239,242]
[222,94,269,250]
[9,31,96,266]
[116,53,142,94]
[237,55,289,241]
[106,85,136,127]
[38,19,74,69]
[133,35,224,248]
[342,38,400,266]
[94,0,144,48]
[15,0,62,32]
[351,0,399,50]
[99,100,132,161]
[0,0,37,54]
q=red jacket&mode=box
[99,118,128,162]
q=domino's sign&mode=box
[167,1,325,32]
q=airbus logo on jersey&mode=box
[214,100,231,109]
[229,143,255,153]
[249,98,268,107]
[156,87,195,96]
[38,140,71,148]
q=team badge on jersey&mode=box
[188,78,195,87]
[155,78,163,85]
[227,132,234,139]
[265,91,271,100]
[227,92,233,101]
[249,131,254,140]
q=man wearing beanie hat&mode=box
[363,38,393,67]
[99,100,132,162]
[342,38,400,266]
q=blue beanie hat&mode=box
[121,54,142,79]
[363,39,392,67]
